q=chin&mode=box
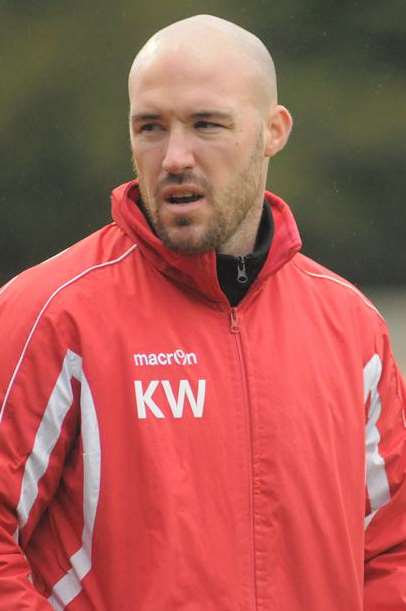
[162,228,215,254]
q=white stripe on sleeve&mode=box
[16,350,81,528]
[14,349,101,610]
[364,353,391,529]
[47,352,101,610]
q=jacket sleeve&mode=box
[0,277,79,609]
[364,322,406,609]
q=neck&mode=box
[217,201,264,257]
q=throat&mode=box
[216,203,274,306]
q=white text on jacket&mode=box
[134,379,206,418]
[133,349,197,367]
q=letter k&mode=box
[134,380,165,419]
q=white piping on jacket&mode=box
[293,265,383,319]
[0,244,138,423]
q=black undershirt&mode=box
[216,204,273,306]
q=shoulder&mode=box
[291,253,381,313]
[0,223,139,414]
[0,223,139,366]
[287,253,387,345]
[0,222,138,316]
[284,254,398,372]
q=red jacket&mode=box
[1,180,405,610]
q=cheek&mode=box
[198,147,239,181]
[133,151,160,181]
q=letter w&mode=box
[161,379,206,418]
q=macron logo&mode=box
[134,349,197,367]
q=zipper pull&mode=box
[230,308,240,333]
[237,256,248,284]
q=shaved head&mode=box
[129,15,278,113]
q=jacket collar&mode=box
[111,180,302,305]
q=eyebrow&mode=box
[131,113,161,123]
[191,111,234,121]
[130,110,234,123]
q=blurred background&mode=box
[1,0,405,369]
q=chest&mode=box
[72,277,366,478]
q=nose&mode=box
[161,127,195,175]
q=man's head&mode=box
[128,15,292,256]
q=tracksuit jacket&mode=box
[0,180,406,610]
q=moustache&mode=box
[157,173,209,192]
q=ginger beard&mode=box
[132,128,266,254]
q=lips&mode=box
[160,185,205,205]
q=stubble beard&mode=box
[132,134,265,254]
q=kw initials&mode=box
[134,379,206,419]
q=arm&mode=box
[0,277,79,609]
[364,325,406,609]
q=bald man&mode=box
[0,15,405,611]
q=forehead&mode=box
[129,46,258,112]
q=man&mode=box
[0,14,405,611]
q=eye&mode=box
[194,120,223,130]
[139,123,164,133]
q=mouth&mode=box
[167,193,204,205]
[161,185,206,206]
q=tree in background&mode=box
[1,0,405,286]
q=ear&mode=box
[264,105,293,158]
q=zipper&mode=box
[237,256,249,284]
[229,307,257,610]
